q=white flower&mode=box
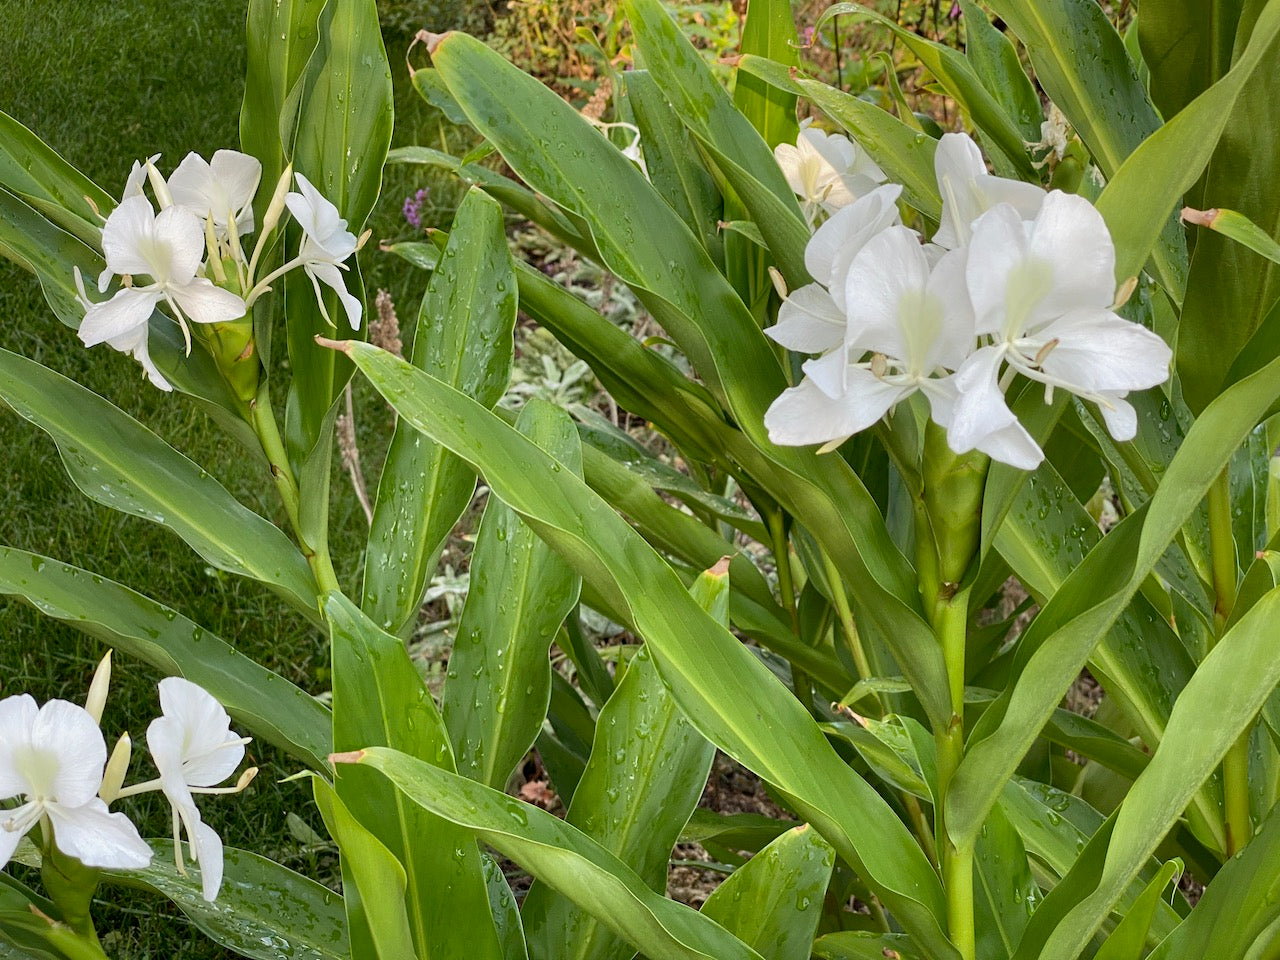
[74,268,172,390]
[121,154,161,203]
[285,173,362,330]
[81,195,247,355]
[933,132,1046,250]
[949,192,1172,456]
[766,226,985,448]
[775,121,887,224]
[145,678,250,901]
[0,695,151,871]
[168,150,262,239]
[765,184,902,354]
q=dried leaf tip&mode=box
[314,335,352,353]
[709,556,732,577]
[329,750,366,765]
[1181,206,1220,228]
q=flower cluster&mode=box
[765,130,1172,470]
[0,654,254,901]
[74,151,365,390]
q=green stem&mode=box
[767,509,812,710]
[250,383,340,596]
[1207,466,1251,855]
[820,550,880,711]
[933,588,974,960]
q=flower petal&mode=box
[78,288,162,347]
[169,280,247,326]
[842,225,931,360]
[1036,309,1172,393]
[964,202,1031,336]
[45,798,152,869]
[0,695,38,798]
[106,324,173,391]
[152,206,207,284]
[192,817,225,901]
[0,816,26,869]
[1096,392,1138,441]
[30,700,106,807]
[156,678,244,787]
[1024,190,1115,321]
[804,183,901,289]
[209,150,262,225]
[765,284,845,353]
[308,262,363,330]
[765,370,909,446]
[102,196,158,277]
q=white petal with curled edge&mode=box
[121,154,160,201]
[965,203,1034,336]
[1036,309,1172,394]
[1025,191,1115,321]
[930,370,1044,469]
[78,288,163,347]
[209,150,262,232]
[147,714,198,811]
[0,694,39,798]
[308,261,363,330]
[288,173,348,251]
[946,346,1016,452]
[0,817,26,868]
[45,799,152,869]
[804,184,902,288]
[765,284,845,353]
[766,370,908,446]
[1097,392,1138,441]
[152,206,207,284]
[102,196,159,278]
[30,700,106,807]
[842,225,931,362]
[192,817,225,901]
[169,279,247,327]
[107,324,173,391]
[156,678,244,787]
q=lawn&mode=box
[0,2,469,953]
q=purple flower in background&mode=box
[402,188,429,230]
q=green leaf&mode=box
[700,825,834,960]
[325,592,504,960]
[812,932,920,959]
[973,804,1037,960]
[337,340,956,958]
[1092,861,1180,960]
[1096,1,1280,305]
[733,0,800,149]
[0,110,111,224]
[733,57,942,220]
[101,840,346,960]
[363,187,516,634]
[0,547,330,769]
[346,747,767,960]
[524,642,714,960]
[1137,0,1244,121]
[1184,205,1280,266]
[0,348,318,615]
[948,348,1280,855]
[1147,806,1280,960]
[443,400,582,790]
[312,778,416,960]
[820,3,1038,179]
[284,0,393,467]
[1015,585,1280,959]
[428,29,951,732]
[984,0,1187,295]
[959,1,1043,142]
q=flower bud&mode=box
[84,651,112,725]
[99,733,132,804]
[146,159,173,209]
[257,164,294,244]
[922,419,988,587]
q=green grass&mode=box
[0,2,475,955]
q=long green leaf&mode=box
[102,840,346,960]
[0,547,330,769]
[984,0,1187,295]
[0,110,112,223]
[1016,585,1280,958]
[700,825,833,960]
[428,28,951,732]
[0,349,318,614]
[443,400,582,790]
[344,747,767,960]
[523,567,719,960]
[326,592,503,960]
[973,804,1037,960]
[959,0,1043,142]
[948,349,1280,853]
[334,340,956,958]
[363,187,516,634]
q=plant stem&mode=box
[820,550,880,712]
[1207,466,1251,854]
[767,509,812,710]
[932,588,975,960]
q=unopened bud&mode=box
[235,767,259,792]
[767,265,788,300]
[1112,276,1138,310]
[99,733,132,804]
[257,164,294,242]
[356,228,372,252]
[85,651,112,724]
[146,160,173,209]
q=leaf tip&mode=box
[329,750,366,766]
[315,335,353,354]
[708,556,732,577]
[1180,206,1219,228]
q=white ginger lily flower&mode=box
[168,150,262,239]
[775,121,887,224]
[121,154,161,204]
[766,226,985,448]
[933,132,1046,250]
[145,678,252,902]
[286,173,363,330]
[82,195,247,355]
[949,191,1172,454]
[74,268,172,390]
[0,695,151,870]
[765,184,902,354]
